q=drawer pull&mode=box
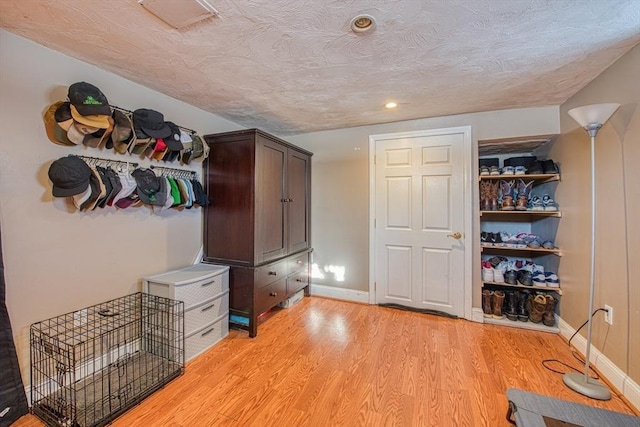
[268,271,277,276]
[201,280,216,287]
[201,328,215,337]
[201,304,215,312]
[270,292,278,297]
[296,278,303,282]
[296,260,303,264]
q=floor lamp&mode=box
[565,102,620,400]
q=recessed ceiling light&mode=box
[385,102,398,109]
[350,14,376,33]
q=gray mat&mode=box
[506,388,640,427]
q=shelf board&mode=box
[480,210,562,219]
[478,134,558,156]
[478,173,560,184]
[481,245,561,256]
[482,281,562,295]
[484,316,559,333]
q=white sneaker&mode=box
[482,262,494,282]
[493,267,505,284]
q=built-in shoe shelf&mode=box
[480,210,562,219]
[481,245,562,257]
[484,316,559,333]
[478,173,560,185]
[482,281,562,295]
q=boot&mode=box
[529,294,547,323]
[515,179,534,211]
[517,290,530,322]
[505,291,518,321]
[480,181,491,211]
[482,289,493,318]
[492,290,505,319]
[500,180,515,211]
[542,295,557,326]
[489,181,499,211]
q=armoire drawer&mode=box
[255,279,287,316]
[184,292,229,336]
[287,270,309,295]
[288,252,309,275]
[255,260,287,289]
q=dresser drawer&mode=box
[287,270,309,295]
[288,252,309,275]
[185,316,229,362]
[173,274,227,310]
[255,278,287,316]
[184,292,229,336]
[255,260,287,289]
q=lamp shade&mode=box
[568,103,620,127]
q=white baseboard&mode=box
[558,316,640,411]
[472,307,485,323]
[310,284,370,304]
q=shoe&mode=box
[532,273,547,287]
[482,289,493,318]
[517,290,530,322]
[504,269,518,286]
[515,179,534,211]
[517,270,533,286]
[490,232,504,246]
[482,262,494,282]
[541,159,559,174]
[489,165,500,176]
[529,195,544,211]
[492,290,505,318]
[501,166,515,175]
[527,237,543,249]
[493,266,505,284]
[480,231,492,246]
[514,166,526,175]
[543,295,557,326]
[529,294,547,323]
[500,180,515,211]
[542,195,558,211]
[479,166,490,176]
[545,272,560,288]
[489,181,499,211]
[480,181,492,211]
[526,160,544,175]
[542,240,555,249]
[505,291,519,321]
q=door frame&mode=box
[368,126,474,320]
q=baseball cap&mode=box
[70,104,111,129]
[111,110,135,154]
[68,82,111,116]
[160,178,175,210]
[84,116,114,148]
[112,170,137,205]
[163,122,184,151]
[72,184,92,209]
[132,168,166,206]
[48,156,92,197]
[79,168,103,211]
[151,138,168,160]
[133,109,171,139]
[67,121,100,145]
[44,102,74,146]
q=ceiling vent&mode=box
[139,0,219,29]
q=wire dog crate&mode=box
[30,292,184,427]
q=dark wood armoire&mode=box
[203,129,312,337]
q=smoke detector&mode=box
[139,0,219,29]
[350,14,376,33]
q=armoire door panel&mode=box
[257,139,287,263]
[288,150,310,254]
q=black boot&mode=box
[517,290,530,322]
[505,291,518,321]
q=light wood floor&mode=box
[14,296,636,426]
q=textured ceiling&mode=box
[1,0,639,135]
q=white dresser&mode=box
[142,264,229,362]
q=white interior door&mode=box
[371,128,470,317]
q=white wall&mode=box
[0,30,242,383]
[287,107,560,308]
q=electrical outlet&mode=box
[604,305,613,325]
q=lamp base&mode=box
[563,372,612,400]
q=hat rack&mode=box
[149,164,198,180]
[75,154,138,169]
[110,105,198,135]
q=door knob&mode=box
[447,232,462,239]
